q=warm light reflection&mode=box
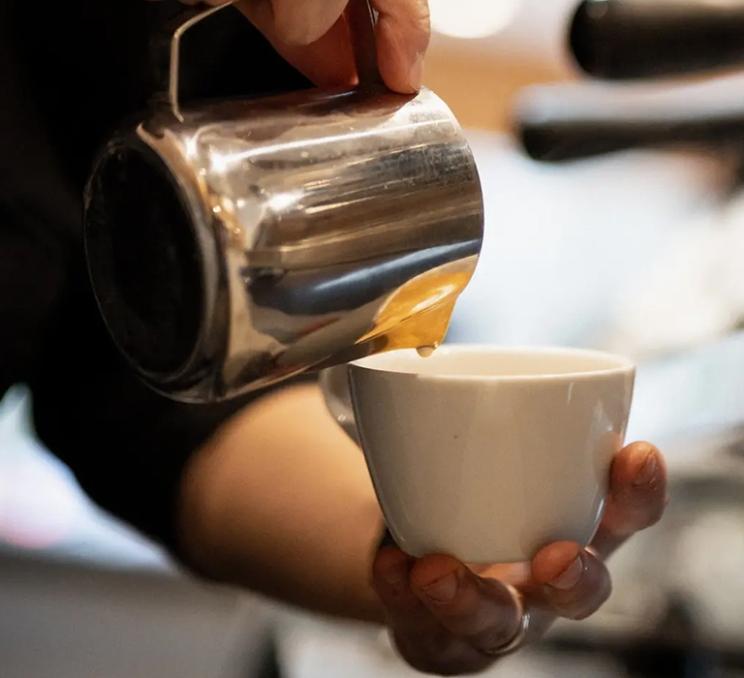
[430,0,521,39]
[267,190,302,213]
[210,151,231,174]
[185,136,198,158]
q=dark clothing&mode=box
[0,0,309,551]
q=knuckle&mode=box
[620,492,668,533]
[408,4,432,47]
[568,577,612,621]
[412,1,431,29]
[455,590,518,641]
[615,483,666,520]
[437,601,479,629]
[378,0,431,39]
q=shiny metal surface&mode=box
[84,2,483,402]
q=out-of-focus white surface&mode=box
[608,191,744,359]
[628,331,744,447]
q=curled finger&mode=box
[236,0,356,87]
[372,0,431,92]
[593,441,668,557]
[531,541,612,621]
[373,548,487,674]
[409,554,525,657]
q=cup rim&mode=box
[349,344,635,382]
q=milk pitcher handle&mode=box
[157,0,381,122]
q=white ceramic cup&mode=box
[320,345,635,563]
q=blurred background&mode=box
[6,0,744,676]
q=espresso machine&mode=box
[83,0,484,403]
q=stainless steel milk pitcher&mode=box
[84,0,484,403]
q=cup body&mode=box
[341,346,634,563]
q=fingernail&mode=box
[548,555,584,591]
[422,572,458,603]
[408,52,424,91]
[634,452,658,487]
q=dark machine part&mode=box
[515,1,744,163]
[516,79,744,162]
[570,0,744,80]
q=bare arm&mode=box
[177,383,386,621]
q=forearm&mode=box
[177,382,386,623]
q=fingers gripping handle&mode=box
[160,0,382,121]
